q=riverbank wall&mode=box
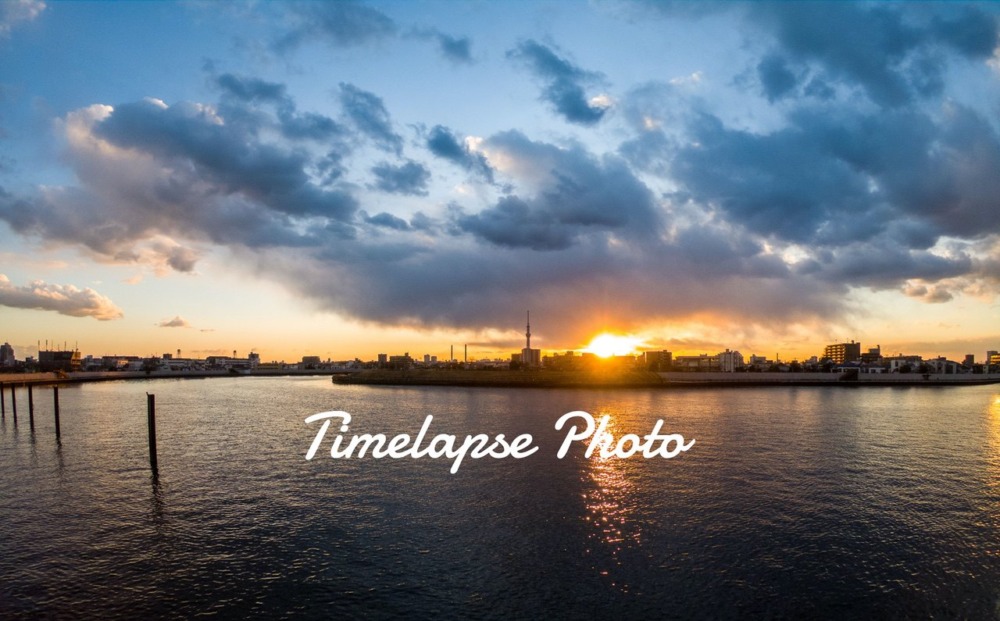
[0,369,340,386]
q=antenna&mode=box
[526,310,531,351]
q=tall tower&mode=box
[526,311,531,351]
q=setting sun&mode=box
[584,333,643,358]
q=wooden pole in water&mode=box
[147,393,158,475]
[1,381,5,419]
[28,384,34,431]
[53,386,61,440]
[10,384,16,424]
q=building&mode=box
[0,342,14,367]
[988,351,1000,369]
[521,347,541,367]
[926,357,963,374]
[388,353,413,369]
[643,350,673,371]
[38,349,82,372]
[860,346,882,364]
[963,354,975,368]
[205,353,260,370]
[885,354,923,373]
[824,341,862,365]
[718,349,744,373]
[674,354,720,371]
[302,356,322,368]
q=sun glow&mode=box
[585,333,643,358]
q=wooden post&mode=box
[28,384,34,431]
[10,384,16,424]
[147,393,158,475]
[1,381,5,418]
[53,386,61,440]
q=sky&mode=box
[1,0,999,364]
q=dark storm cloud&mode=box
[94,99,358,219]
[370,160,430,196]
[274,1,397,52]
[338,83,403,154]
[507,40,608,125]
[425,125,494,182]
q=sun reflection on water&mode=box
[580,412,642,593]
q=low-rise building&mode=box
[39,349,82,372]
[643,350,673,371]
[885,354,923,373]
[674,354,720,371]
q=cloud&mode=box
[411,28,473,64]
[364,212,411,231]
[274,1,396,52]
[370,160,430,196]
[215,73,286,104]
[163,243,199,273]
[0,0,45,38]
[338,83,403,154]
[507,40,610,125]
[433,32,473,64]
[94,98,357,219]
[425,125,494,182]
[757,54,799,102]
[0,273,123,320]
[157,316,191,328]
[749,3,1000,107]
[4,9,1000,350]
[0,88,361,267]
[214,72,347,143]
[669,103,1000,253]
[452,131,660,250]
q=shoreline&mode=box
[0,369,343,387]
[331,369,1000,389]
[2,368,998,389]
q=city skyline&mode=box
[2,1,999,362]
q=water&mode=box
[1,377,999,619]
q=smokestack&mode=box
[464,344,467,364]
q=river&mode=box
[1,377,998,618]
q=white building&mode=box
[718,349,744,372]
